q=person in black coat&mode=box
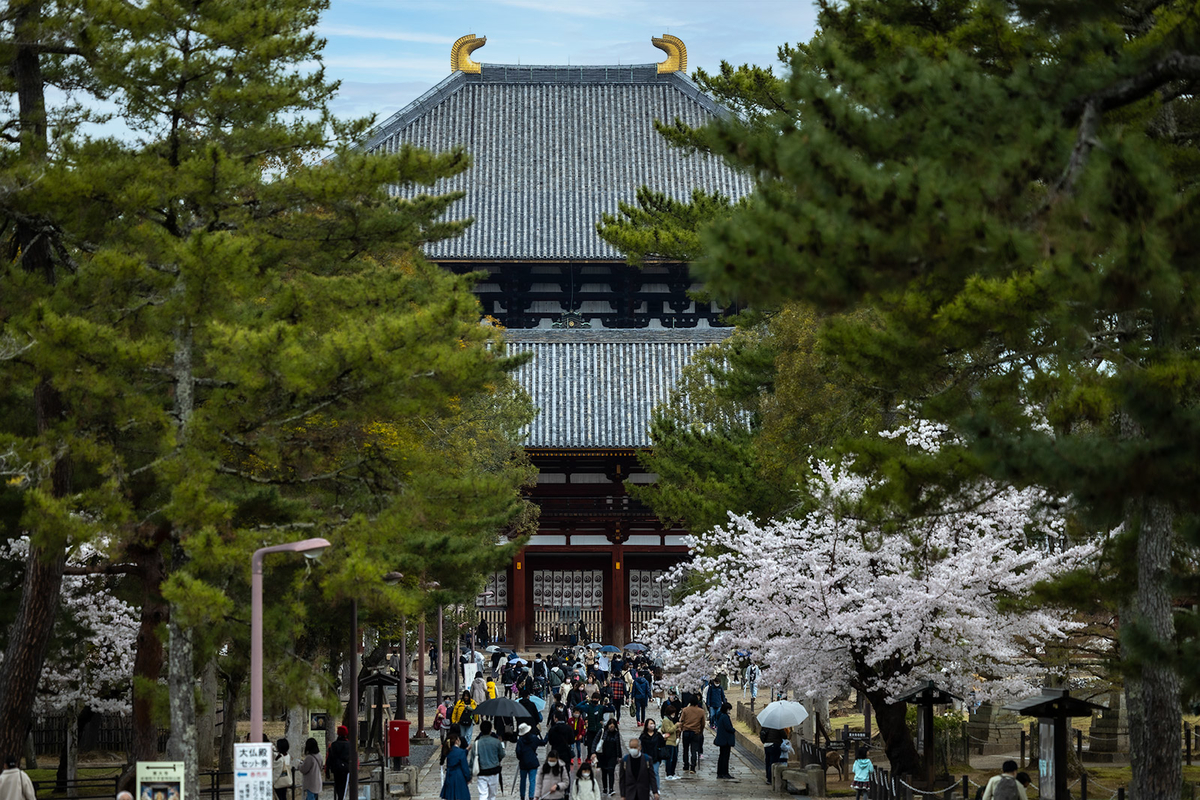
[519,690,543,732]
[326,725,353,800]
[713,702,737,780]
[618,739,658,800]
[547,717,576,765]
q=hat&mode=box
[337,725,349,736]
[518,723,531,736]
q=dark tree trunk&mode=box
[0,0,71,763]
[866,688,919,777]
[131,543,168,762]
[1126,496,1180,800]
[218,667,245,776]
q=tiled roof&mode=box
[505,328,731,448]
[364,64,753,261]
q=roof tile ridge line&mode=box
[361,71,468,151]
[664,71,735,121]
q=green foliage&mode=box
[633,304,877,533]
[0,0,537,752]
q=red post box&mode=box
[388,720,410,758]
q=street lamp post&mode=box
[250,538,331,744]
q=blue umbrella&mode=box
[623,643,649,652]
[528,694,546,710]
[599,645,621,653]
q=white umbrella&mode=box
[485,645,503,653]
[756,700,809,730]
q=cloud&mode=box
[318,24,454,44]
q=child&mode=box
[851,745,874,800]
[573,761,602,800]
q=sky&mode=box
[317,0,821,125]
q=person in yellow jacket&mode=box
[451,690,477,745]
[487,676,498,700]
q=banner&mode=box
[137,762,184,800]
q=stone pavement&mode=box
[404,707,786,800]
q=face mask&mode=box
[629,748,641,758]
[580,772,592,779]
[548,760,558,767]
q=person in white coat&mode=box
[0,755,36,800]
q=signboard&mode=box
[1038,719,1056,800]
[234,742,274,800]
[137,762,184,800]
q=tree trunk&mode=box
[0,0,71,764]
[867,689,919,776]
[131,544,168,762]
[1126,496,1180,800]
[218,668,245,776]
[197,659,218,768]
[167,612,198,799]
[66,701,81,799]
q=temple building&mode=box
[364,34,751,649]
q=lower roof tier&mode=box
[506,327,730,449]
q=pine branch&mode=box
[1065,52,1200,121]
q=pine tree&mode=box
[674,2,1200,794]
[2,0,536,786]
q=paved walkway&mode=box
[406,709,782,800]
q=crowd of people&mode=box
[434,647,756,800]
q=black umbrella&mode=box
[474,697,534,718]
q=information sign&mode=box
[234,742,274,800]
[137,762,184,800]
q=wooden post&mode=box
[416,617,426,739]
[1020,729,1025,767]
[1187,722,1192,766]
[510,552,527,651]
[962,776,969,799]
[1081,772,1087,800]
[611,546,627,645]
[436,606,444,705]
[398,619,407,719]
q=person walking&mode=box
[569,708,588,764]
[452,690,477,746]
[534,752,568,800]
[326,726,353,800]
[713,702,737,780]
[472,674,490,706]
[596,719,623,796]
[704,678,725,728]
[472,720,505,800]
[573,761,602,800]
[678,697,706,774]
[659,709,679,781]
[637,720,665,787]
[851,746,874,800]
[617,739,658,800]
[517,723,545,800]
[630,674,651,725]
[579,694,605,756]
[273,739,292,800]
[607,676,626,723]
[0,755,35,800]
[547,714,576,766]
[980,761,1027,800]
[743,664,760,701]
[477,619,490,647]
[441,734,472,800]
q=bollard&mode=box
[1118,788,1125,800]
[963,776,969,800]
[1081,772,1087,800]
[1020,730,1026,767]
[1076,728,1083,757]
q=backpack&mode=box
[993,776,1021,800]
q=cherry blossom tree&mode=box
[647,421,1097,774]
[1,537,137,776]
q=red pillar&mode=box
[511,549,528,651]
[611,544,627,646]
